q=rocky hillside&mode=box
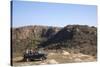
[38,25,97,56]
[12,25,61,56]
[12,25,97,57]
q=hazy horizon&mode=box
[12,1,97,27]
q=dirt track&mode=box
[12,51,97,66]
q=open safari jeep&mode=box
[23,50,47,61]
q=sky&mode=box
[12,1,97,27]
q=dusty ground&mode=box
[12,50,97,66]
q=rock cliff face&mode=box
[12,26,60,40]
[12,25,97,56]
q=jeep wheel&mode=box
[41,56,46,60]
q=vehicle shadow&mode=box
[15,59,41,63]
